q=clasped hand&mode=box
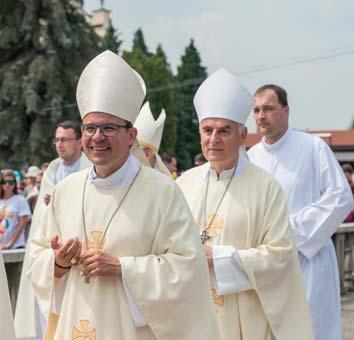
[50,235,121,277]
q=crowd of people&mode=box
[1,50,354,340]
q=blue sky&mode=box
[84,0,354,132]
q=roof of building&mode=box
[246,129,354,150]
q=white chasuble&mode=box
[177,161,313,340]
[248,128,353,340]
[15,154,90,340]
[27,166,220,340]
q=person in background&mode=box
[248,84,353,340]
[161,152,178,179]
[134,101,171,176]
[15,120,90,340]
[194,152,207,167]
[23,166,41,198]
[342,163,354,223]
[0,169,31,249]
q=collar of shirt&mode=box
[88,154,140,190]
[261,128,293,152]
[60,157,81,173]
[200,153,249,180]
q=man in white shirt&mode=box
[177,69,313,340]
[15,120,90,340]
[248,84,354,340]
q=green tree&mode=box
[176,39,207,169]
[0,0,100,168]
[102,19,122,54]
[147,45,178,154]
[132,28,151,56]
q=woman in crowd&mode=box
[0,170,31,249]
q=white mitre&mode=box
[193,68,254,124]
[134,102,166,152]
[76,50,146,123]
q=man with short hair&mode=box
[177,69,313,340]
[15,120,90,340]
[248,84,353,340]
[134,101,171,175]
[161,152,177,178]
[27,50,219,340]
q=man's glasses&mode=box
[53,138,78,144]
[1,180,16,185]
[81,124,131,137]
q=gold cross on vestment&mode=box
[211,288,224,307]
[72,320,96,340]
[201,214,224,239]
[83,230,105,252]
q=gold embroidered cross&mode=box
[211,288,224,307]
[201,214,224,238]
[72,320,96,340]
[83,231,105,252]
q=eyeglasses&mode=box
[1,180,16,185]
[53,137,78,144]
[81,124,131,137]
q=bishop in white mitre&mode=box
[177,69,314,340]
[134,101,171,176]
[248,84,354,340]
[26,50,220,340]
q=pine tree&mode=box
[102,19,122,54]
[0,0,101,168]
[132,28,151,56]
[148,45,178,154]
[123,32,178,155]
[176,39,207,169]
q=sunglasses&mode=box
[1,180,16,185]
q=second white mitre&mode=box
[194,68,254,124]
[134,101,166,151]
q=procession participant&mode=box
[27,50,220,340]
[248,84,353,340]
[177,68,313,340]
[15,120,90,340]
[0,251,16,340]
[134,101,171,175]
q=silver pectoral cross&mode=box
[200,229,211,245]
[80,270,91,283]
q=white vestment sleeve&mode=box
[213,245,252,295]
[51,273,68,314]
[290,141,354,260]
[121,257,147,327]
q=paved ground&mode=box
[342,292,354,340]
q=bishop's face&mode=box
[200,118,246,172]
[82,112,137,178]
[253,89,289,144]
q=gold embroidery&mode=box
[201,214,224,238]
[82,230,106,251]
[72,320,96,340]
[211,288,224,307]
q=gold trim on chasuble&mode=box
[201,214,225,307]
[72,320,96,340]
[200,213,224,238]
[211,288,224,307]
[82,230,106,251]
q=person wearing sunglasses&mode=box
[0,170,31,249]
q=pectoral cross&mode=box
[81,231,105,283]
[72,320,96,340]
[200,229,211,245]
